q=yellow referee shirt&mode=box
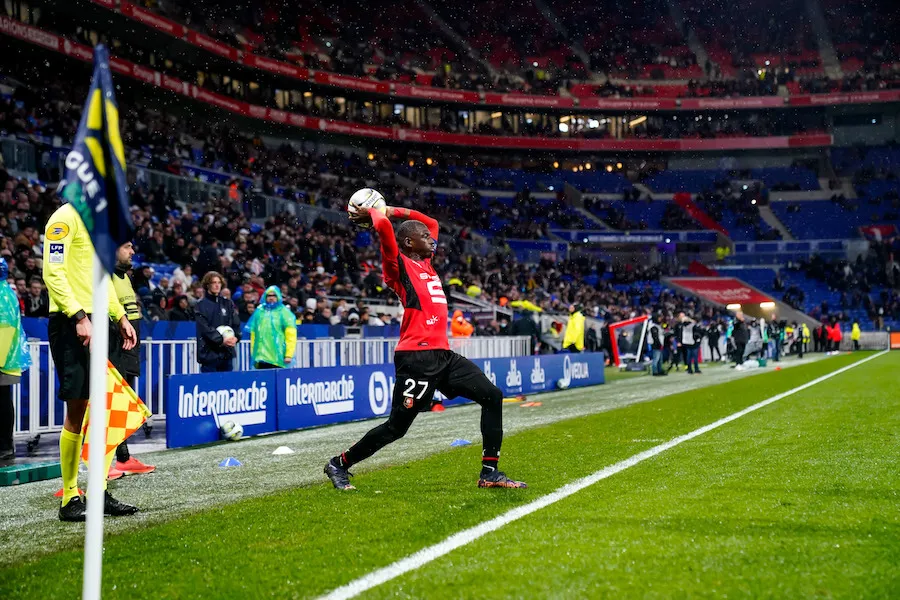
[42,203,126,322]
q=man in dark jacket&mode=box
[509,310,542,354]
[168,295,194,321]
[647,314,666,376]
[731,312,749,366]
[195,271,241,372]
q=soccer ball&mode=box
[347,188,386,229]
[556,378,570,390]
[220,421,243,441]
[216,325,235,339]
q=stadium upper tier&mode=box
[16,0,900,112]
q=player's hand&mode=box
[284,356,293,365]
[119,317,137,351]
[223,336,237,348]
[76,315,92,347]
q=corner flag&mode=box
[81,362,152,462]
[57,44,133,275]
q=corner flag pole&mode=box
[83,254,110,600]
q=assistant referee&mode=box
[43,202,139,522]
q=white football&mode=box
[347,188,386,229]
[216,325,235,339]
[220,420,243,441]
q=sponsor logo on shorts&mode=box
[46,222,70,240]
[48,243,65,264]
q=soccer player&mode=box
[109,242,155,476]
[324,204,526,490]
[43,203,140,521]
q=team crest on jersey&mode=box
[403,396,414,409]
[46,222,70,241]
[221,308,227,316]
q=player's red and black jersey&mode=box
[372,209,449,352]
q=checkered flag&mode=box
[81,361,152,461]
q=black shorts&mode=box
[392,349,494,413]
[48,313,91,401]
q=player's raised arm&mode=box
[387,207,439,242]
[368,207,400,284]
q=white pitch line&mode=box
[321,351,888,600]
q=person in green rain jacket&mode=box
[0,257,31,459]
[244,285,298,369]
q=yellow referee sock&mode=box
[59,429,83,506]
[102,450,116,491]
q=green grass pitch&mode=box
[0,352,897,598]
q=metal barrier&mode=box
[1,137,37,174]
[13,335,531,436]
[839,332,889,351]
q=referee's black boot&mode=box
[99,492,139,516]
[59,495,87,522]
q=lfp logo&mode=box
[284,375,355,416]
[178,381,268,427]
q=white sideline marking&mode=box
[321,351,888,600]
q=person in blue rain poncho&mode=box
[244,285,298,369]
[0,258,31,460]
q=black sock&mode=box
[481,455,499,475]
[332,453,351,469]
[115,441,130,463]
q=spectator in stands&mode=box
[146,294,168,322]
[23,278,49,317]
[851,321,861,351]
[509,310,542,355]
[245,286,297,369]
[195,271,241,372]
[451,310,474,338]
[168,295,194,321]
[171,263,194,291]
[562,304,585,353]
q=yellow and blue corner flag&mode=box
[58,44,133,274]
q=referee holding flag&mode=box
[47,45,141,525]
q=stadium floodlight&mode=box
[726,303,742,310]
[760,302,776,309]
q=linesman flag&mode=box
[81,362,152,462]
[58,44,133,275]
